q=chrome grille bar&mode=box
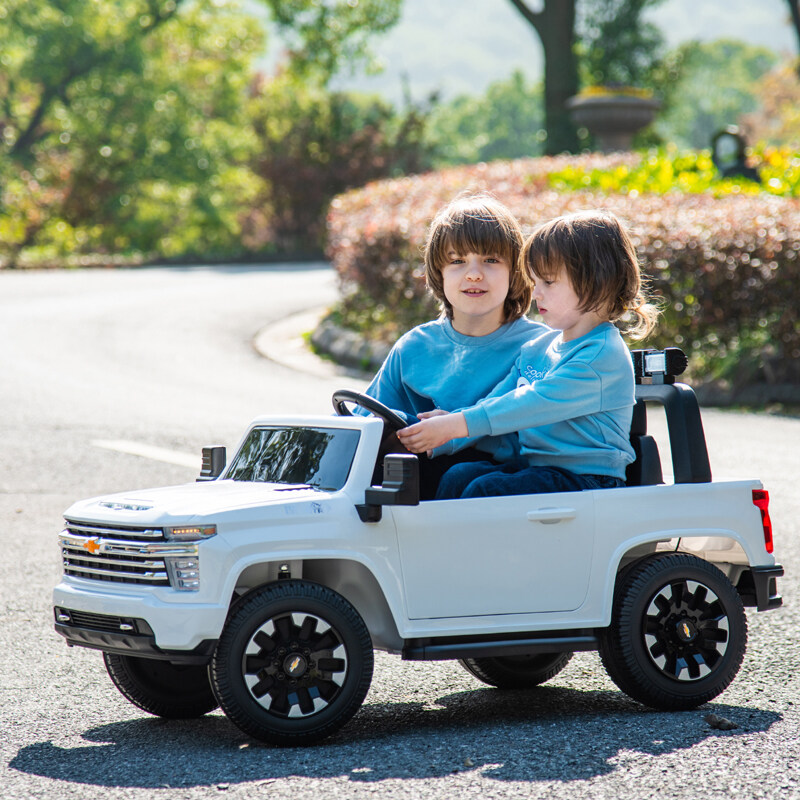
[60,550,166,570]
[60,534,198,558]
[64,521,165,540]
[63,563,169,582]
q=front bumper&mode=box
[53,579,228,651]
[53,607,217,664]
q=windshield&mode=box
[226,427,360,491]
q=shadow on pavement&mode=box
[9,685,781,788]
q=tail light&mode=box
[752,489,773,554]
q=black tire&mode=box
[103,653,218,719]
[460,652,573,689]
[598,554,747,710]
[209,580,373,746]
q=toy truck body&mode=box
[53,352,783,745]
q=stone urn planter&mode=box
[567,89,661,152]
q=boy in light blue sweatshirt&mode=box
[356,194,547,496]
[397,210,661,499]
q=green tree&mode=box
[245,72,433,253]
[0,0,406,266]
[787,0,800,74]
[257,0,402,82]
[0,0,264,265]
[507,0,580,155]
[505,0,666,155]
[654,39,778,150]
[428,71,545,165]
[577,0,665,87]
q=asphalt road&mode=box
[1,265,798,800]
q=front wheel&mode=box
[209,580,373,746]
[598,554,747,710]
[460,652,573,689]
[103,653,218,719]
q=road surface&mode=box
[1,265,798,800]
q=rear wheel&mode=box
[210,580,373,746]
[599,554,747,710]
[460,652,573,689]
[103,653,218,719]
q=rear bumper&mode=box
[738,565,784,611]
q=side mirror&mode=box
[197,446,226,481]
[358,454,419,522]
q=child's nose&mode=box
[465,259,483,278]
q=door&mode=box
[391,491,595,620]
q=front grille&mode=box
[61,519,196,587]
[64,520,165,541]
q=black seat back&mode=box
[626,399,664,486]
[627,433,664,486]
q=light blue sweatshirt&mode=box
[436,322,636,480]
[361,315,547,460]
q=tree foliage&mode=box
[0,0,264,265]
[428,71,545,165]
[740,59,800,148]
[257,0,401,82]
[653,40,778,151]
[243,71,433,254]
[577,0,665,87]
[0,0,406,266]
[504,0,668,154]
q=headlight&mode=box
[163,524,217,541]
[165,556,201,591]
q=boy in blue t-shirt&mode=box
[397,210,661,499]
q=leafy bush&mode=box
[546,147,800,198]
[244,73,433,255]
[326,152,800,398]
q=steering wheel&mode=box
[332,389,407,432]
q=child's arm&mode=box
[358,347,418,425]
[398,359,522,455]
[463,360,605,438]
[397,411,468,453]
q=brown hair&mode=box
[523,209,660,340]
[424,194,532,321]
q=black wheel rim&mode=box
[643,579,730,682]
[242,611,348,718]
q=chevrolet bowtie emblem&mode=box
[82,538,101,555]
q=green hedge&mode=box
[326,153,800,402]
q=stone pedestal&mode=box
[567,93,661,152]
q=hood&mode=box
[64,480,329,527]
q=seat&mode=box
[626,399,664,487]
[626,433,664,486]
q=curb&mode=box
[310,317,391,375]
[253,307,386,381]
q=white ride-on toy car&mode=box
[53,348,782,745]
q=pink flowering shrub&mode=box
[326,154,800,397]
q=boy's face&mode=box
[441,250,510,335]
[532,265,606,341]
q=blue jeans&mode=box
[435,458,624,500]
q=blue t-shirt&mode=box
[362,315,547,460]
[438,322,636,480]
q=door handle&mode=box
[527,507,576,524]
